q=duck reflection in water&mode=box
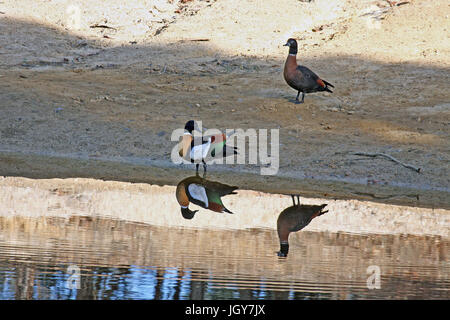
[176,174,238,219]
[277,195,329,257]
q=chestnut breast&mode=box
[283,55,300,90]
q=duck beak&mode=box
[283,42,290,47]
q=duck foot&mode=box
[202,160,207,176]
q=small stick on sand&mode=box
[89,24,117,30]
[179,39,210,42]
[351,152,421,173]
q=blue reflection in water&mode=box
[161,267,178,300]
[179,269,192,300]
[126,267,157,299]
[0,216,448,300]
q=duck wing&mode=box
[278,207,311,233]
[186,183,209,208]
[205,189,234,213]
[203,179,238,197]
[292,65,322,91]
[278,204,328,232]
[204,179,237,213]
[190,136,211,161]
[297,66,334,93]
[208,133,239,158]
[208,133,226,157]
[183,177,237,214]
[292,204,328,231]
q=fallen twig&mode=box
[351,152,421,173]
[386,1,410,7]
[90,24,117,30]
[182,38,210,42]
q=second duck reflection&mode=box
[176,175,329,257]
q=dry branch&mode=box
[89,24,117,30]
[351,152,421,173]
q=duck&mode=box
[276,195,329,257]
[179,120,238,174]
[176,175,238,219]
[283,38,334,104]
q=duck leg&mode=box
[291,195,301,206]
[202,160,207,175]
[295,91,305,104]
[196,163,200,174]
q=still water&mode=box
[0,215,448,300]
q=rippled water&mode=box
[0,215,448,300]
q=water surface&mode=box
[0,215,448,300]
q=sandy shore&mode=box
[0,0,449,209]
[1,176,448,238]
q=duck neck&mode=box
[285,53,297,69]
[279,242,289,256]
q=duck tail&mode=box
[317,78,334,93]
[317,204,329,216]
[311,204,329,220]
[323,80,334,93]
[223,207,234,214]
[323,80,334,88]
[223,145,238,157]
[225,129,235,139]
[220,185,238,196]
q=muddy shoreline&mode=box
[1,150,449,210]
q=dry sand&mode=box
[0,0,449,210]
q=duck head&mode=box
[283,38,298,55]
[277,242,289,257]
[181,206,198,220]
[184,120,195,134]
[176,180,199,219]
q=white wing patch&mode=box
[188,184,208,207]
[190,137,211,161]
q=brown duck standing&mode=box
[283,38,334,104]
[277,195,328,257]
